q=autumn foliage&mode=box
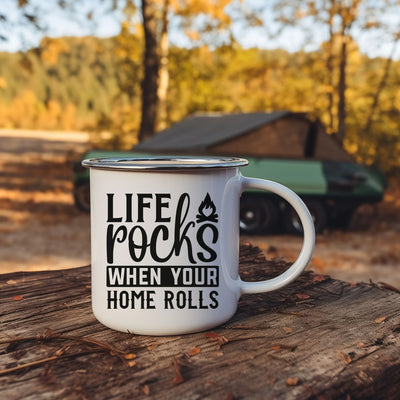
[0,32,399,172]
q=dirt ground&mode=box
[1,129,400,288]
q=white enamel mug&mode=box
[83,156,315,335]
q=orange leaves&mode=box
[40,37,70,65]
[311,256,324,271]
[175,0,233,25]
[188,347,201,356]
[375,316,386,324]
[338,351,352,365]
[0,77,7,89]
[124,353,137,367]
[171,345,201,386]
[205,332,229,348]
[126,360,137,368]
[171,354,190,386]
[205,331,220,340]
[312,274,328,283]
[172,361,184,385]
[141,384,150,396]
[3,90,78,131]
[184,30,200,41]
[13,295,23,301]
[286,377,300,386]
[295,293,311,300]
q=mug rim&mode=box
[82,156,248,171]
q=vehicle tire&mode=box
[283,200,327,235]
[329,207,356,230]
[240,197,278,235]
[74,181,90,213]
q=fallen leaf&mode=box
[127,360,136,368]
[312,275,327,283]
[172,355,188,385]
[188,347,201,356]
[358,341,365,348]
[205,332,220,340]
[283,327,292,333]
[312,257,324,270]
[205,332,228,348]
[172,371,183,385]
[338,352,352,365]
[271,345,281,350]
[124,353,136,360]
[142,384,150,396]
[13,295,23,301]
[296,293,310,300]
[375,316,386,324]
[286,377,299,386]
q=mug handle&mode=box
[239,176,315,295]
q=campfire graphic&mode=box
[196,193,219,223]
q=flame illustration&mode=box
[196,193,218,223]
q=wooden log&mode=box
[1,244,399,399]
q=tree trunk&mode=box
[363,37,399,134]
[2,245,400,400]
[337,36,347,145]
[326,0,335,134]
[157,0,170,131]
[336,1,361,145]
[139,0,159,142]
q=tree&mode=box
[139,0,159,142]
[157,0,169,131]
[137,0,245,140]
[2,0,258,141]
[363,34,400,135]
[336,0,362,144]
[272,0,399,145]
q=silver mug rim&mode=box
[82,156,249,171]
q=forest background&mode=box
[0,0,399,175]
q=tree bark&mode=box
[336,0,361,145]
[2,244,400,399]
[157,0,170,131]
[337,35,347,145]
[139,0,159,142]
[326,0,335,134]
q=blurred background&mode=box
[0,0,399,286]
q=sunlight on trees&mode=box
[0,0,399,173]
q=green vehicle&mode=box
[74,112,386,234]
